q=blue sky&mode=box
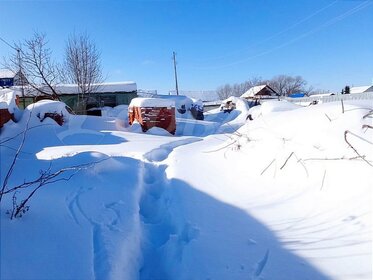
[0,0,372,93]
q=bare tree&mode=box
[267,75,307,96]
[217,84,233,100]
[5,32,62,99]
[217,75,314,99]
[64,32,103,101]
[217,77,264,99]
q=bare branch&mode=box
[344,130,373,167]
[261,159,276,175]
[280,152,294,170]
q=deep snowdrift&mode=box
[1,99,372,280]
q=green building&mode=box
[16,81,137,113]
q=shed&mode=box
[240,85,277,99]
[0,89,19,128]
[128,98,176,134]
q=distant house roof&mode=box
[55,82,137,95]
[350,85,373,94]
[240,85,277,98]
[168,90,219,102]
[0,69,17,79]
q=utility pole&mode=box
[173,51,179,96]
[0,36,26,108]
[17,48,26,109]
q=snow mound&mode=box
[248,100,301,119]
[0,89,19,113]
[145,126,173,136]
[129,97,175,108]
[23,100,71,126]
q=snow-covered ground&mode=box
[0,98,372,280]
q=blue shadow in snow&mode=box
[139,171,332,280]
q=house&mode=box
[128,97,176,134]
[0,69,22,88]
[15,81,138,112]
[240,85,278,99]
[0,89,19,128]
[350,85,373,94]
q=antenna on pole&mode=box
[173,51,179,96]
[0,36,26,108]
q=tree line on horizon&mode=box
[216,75,329,100]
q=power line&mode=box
[196,0,339,64]
[189,0,372,70]
[0,36,18,51]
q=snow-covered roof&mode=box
[13,81,137,96]
[0,89,19,113]
[0,69,17,79]
[350,85,373,94]
[129,97,175,108]
[169,90,219,102]
[55,82,137,95]
[240,85,276,98]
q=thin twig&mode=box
[303,155,364,162]
[0,111,32,202]
[261,159,276,175]
[320,170,327,191]
[362,124,373,130]
[362,110,373,119]
[294,154,309,177]
[344,130,373,167]
[280,152,294,170]
[324,113,332,122]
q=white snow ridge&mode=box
[1,98,372,280]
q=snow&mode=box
[54,81,137,94]
[0,89,19,113]
[1,96,372,280]
[0,69,16,79]
[350,85,373,94]
[155,94,193,110]
[13,81,137,96]
[248,100,302,119]
[129,97,175,108]
[23,100,71,125]
[168,90,219,102]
